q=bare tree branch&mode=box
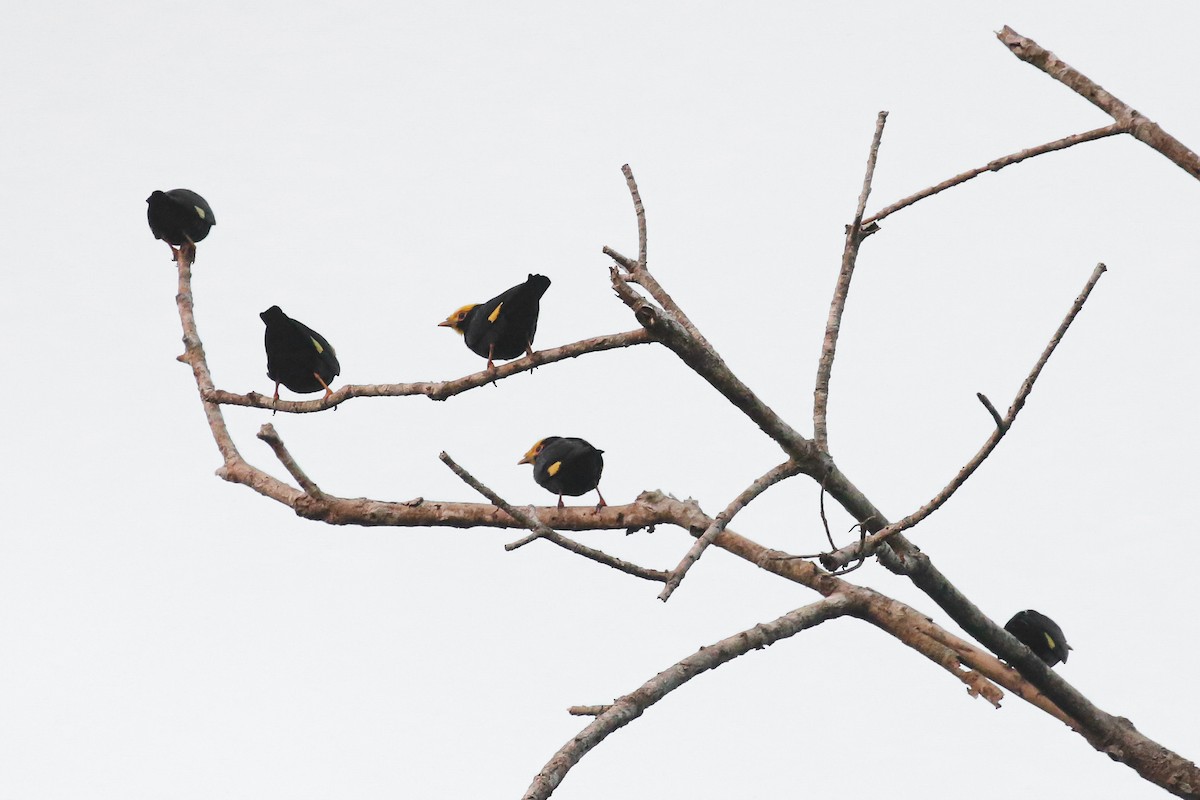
[204,328,656,414]
[621,163,647,268]
[522,594,858,800]
[814,111,888,451]
[608,266,822,469]
[864,123,1124,226]
[609,167,715,351]
[567,705,610,717]
[999,26,1200,181]
[169,29,1200,794]
[439,452,669,583]
[822,262,1107,569]
[174,256,243,468]
[658,459,801,602]
[976,392,1006,432]
[885,540,1200,797]
[257,424,324,498]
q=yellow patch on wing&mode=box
[1043,631,1057,650]
[547,461,562,477]
[310,337,324,354]
[195,206,206,219]
[488,302,503,323]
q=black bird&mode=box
[260,306,341,404]
[439,274,551,370]
[1004,609,1071,667]
[519,436,606,509]
[147,189,216,261]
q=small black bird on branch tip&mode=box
[519,436,606,510]
[146,189,216,262]
[439,274,551,370]
[1004,609,1072,667]
[260,306,341,408]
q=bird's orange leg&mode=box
[594,488,607,512]
[313,373,334,400]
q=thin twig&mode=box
[658,460,802,602]
[864,123,1124,226]
[822,263,1107,570]
[205,328,655,413]
[621,164,647,268]
[567,705,611,717]
[256,424,324,498]
[818,474,836,550]
[522,595,856,800]
[439,453,669,583]
[829,522,869,575]
[998,26,1200,182]
[813,111,888,451]
[607,166,713,350]
[976,392,1006,432]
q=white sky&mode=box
[3,2,1199,798]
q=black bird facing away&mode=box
[147,189,215,262]
[1004,609,1071,667]
[260,306,341,406]
[439,274,551,370]
[519,436,606,510]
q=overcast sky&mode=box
[3,2,1199,798]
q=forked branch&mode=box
[439,452,670,583]
[999,26,1200,181]
[822,262,1108,570]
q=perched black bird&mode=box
[519,436,606,509]
[260,306,341,404]
[146,189,216,261]
[439,274,551,370]
[1004,609,1072,667]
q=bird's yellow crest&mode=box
[438,304,478,335]
[518,439,545,465]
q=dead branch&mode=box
[567,705,610,717]
[864,123,1124,226]
[814,111,888,451]
[607,264,822,469]
[658,459,801,602]
[439,452,669,583]
[204,328,656,413]
[168,27,1200,796]
[822,262,1107,569]
[999,26,1200,181]
[257,423,324,498]
[522,594,858,800]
